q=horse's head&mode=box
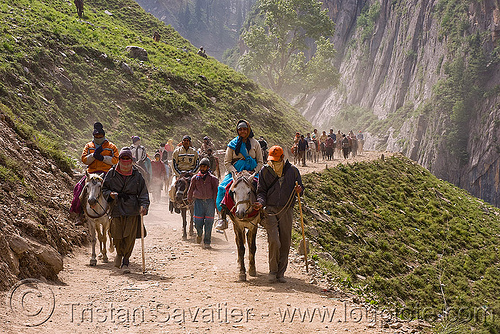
[86,173,104,206]
[174,173,192,203]
[230,171,256,219]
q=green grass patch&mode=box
[299,156,500,332]
[0,0,309,161]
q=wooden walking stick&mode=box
[296,181,309,273]
[140,213,146,274]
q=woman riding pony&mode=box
[215,120,264,230]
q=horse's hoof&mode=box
[102,257,109,263]
[189,230,194,236]
[90,259,97,266]
[98,254,103,259]
[249,268,257,277]
[238,273,247,282]
[182,234,187,240]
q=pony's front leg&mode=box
[234,225,247,281]
[100,225,108,263]
[182,209,188,240]
[189,206,194,236]
[87,219,97,266]
[247,226,257,277]
[96,221,108,263]
[100,239,108,263]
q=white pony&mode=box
[228,171,260,281]
[310,139,320,163]
[81,172,114,265]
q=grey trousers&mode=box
[264,206,293,278]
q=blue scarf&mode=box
[216,137,258,211]
[228,136,257,172]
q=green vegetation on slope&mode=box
[300,156,500,333]
[0,104,74,174]
[0,0,309,158]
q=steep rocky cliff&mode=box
[301,0,500,207]
[135,0,256,60]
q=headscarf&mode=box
[116,147,133,176]
[234,119,254,156]
[268,160,284,178]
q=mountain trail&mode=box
[0,151,404,333]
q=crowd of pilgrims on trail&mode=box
[71,121,360,275]
[291,129,365,166]
[123,128,366,197]
[72,123,365,218]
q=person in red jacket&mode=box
[150,151,167,203]
[187,158,219,249]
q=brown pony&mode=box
[171,173,194,239]
[291,143,300,165]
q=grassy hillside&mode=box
[0,0,309,161]
[299,155,500,333]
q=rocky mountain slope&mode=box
[300,0,500,207]
[0,107,85,289]
[134,0,257,61]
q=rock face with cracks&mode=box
[301,0,500,207]
[0,112,86,290]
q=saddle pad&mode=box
[221,179,259,218]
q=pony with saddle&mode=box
[134,161,150,190]
[170,173,194,239]
[222,170,260,281]
[80,172,114,265]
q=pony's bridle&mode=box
[86,177,108,219]
[175,177,192,209]
[231,175,257,217]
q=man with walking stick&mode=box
[103,147,150,274]
[253,146,304,283]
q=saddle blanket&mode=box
[221,179,259,218]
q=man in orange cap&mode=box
[253,145,303,283]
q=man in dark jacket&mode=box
[103,147,150,274]
[253,146,304,283]
[297,135,309,167]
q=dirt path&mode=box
[294,150,395,175]
[1,151,402,334]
